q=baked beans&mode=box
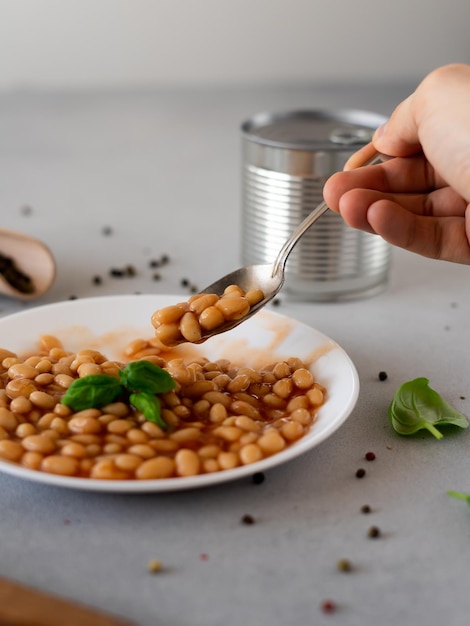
[0,335,325,480]
[151,285,265,347]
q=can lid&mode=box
[241,109,386,150]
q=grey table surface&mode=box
[1,82,470,626]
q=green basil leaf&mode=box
[62,375,124,411]
[120,361,176,394]
[448,491,470,505]
[389,377,469,439]
[129,392,167,429]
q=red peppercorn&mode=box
[365,451,376,461]
[321,600,336,613]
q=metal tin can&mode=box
[241,109,391,301]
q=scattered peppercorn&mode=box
[92,276,102,285]
[355,468,366,478]
[241,514,256,525]
[337,558,352,572]
[271,298,281,307]
[252,472,265,485]
[180,278,190,287]
[160,254,170,265]
[189,284,198,293]
[0,253,35,294]
[110,268,125,278]
[321,600,336,614]
[147,559,162,573]
[102,226,113,236]
[365,451,376,461]
[149,259,160,268]
[126,265,136,277]
[20,204,33,216]
[378,371,388,381]
[367,526,381,538]
[68,295,78,300]
[360,505,372,514]
[152,273,161,281]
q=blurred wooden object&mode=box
[0,228,55,300]
[0,577,134,625]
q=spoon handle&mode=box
[271,152,386,277]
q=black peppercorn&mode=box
[252,472,265,485]
[368,525,381,538]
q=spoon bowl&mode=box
[0,229,56,300]
[191,153,386,342]
[195,200,329,342]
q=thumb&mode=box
[372,95,422,157]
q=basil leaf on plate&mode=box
[120,361,176,394]
[129,392,167,429]
[62,375,124,411]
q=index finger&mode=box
[336,153,447,196]
[343,142,378,171]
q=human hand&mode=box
[323,64,470,264]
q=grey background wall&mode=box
[0,0,468,90]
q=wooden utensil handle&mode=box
[0,577,135,626]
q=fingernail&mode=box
[374,122,388,138]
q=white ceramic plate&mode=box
[0,294,359,492]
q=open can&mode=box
[241,109,391,301]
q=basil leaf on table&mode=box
[389,377,469,440]
[448,491,470,506]
[129,392,167,429]
[120,361,176,394]
[62,375,124,411]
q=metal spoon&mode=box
[0,228,56,300]
[192,152,385,341]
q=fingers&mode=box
[373,64,470,202]
[326,180,470,263]
[323,155,446,213]
[372,95,422,157]
[338,187,467,222]
[344,143,377,171]
[361,200,470,264]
